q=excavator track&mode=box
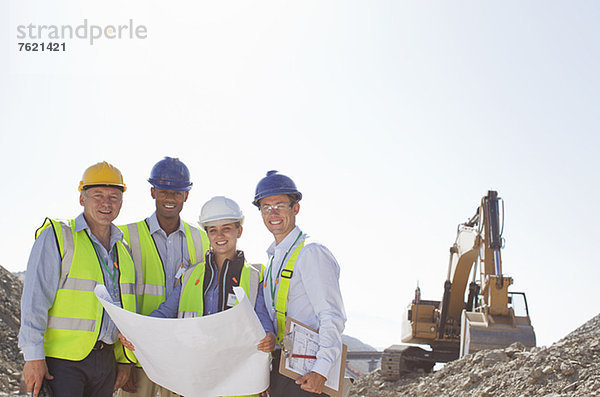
[381,345,435,381]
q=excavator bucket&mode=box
[459,310,536,357]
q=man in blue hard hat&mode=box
[253,171,346,396]
[117,157,210,397]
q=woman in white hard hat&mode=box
[176,196,276,346]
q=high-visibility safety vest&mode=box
[178,255,264,318]
[35,218,137,361]
[119,220,210,315]
[271,240,306,344]
[178,253,264,397]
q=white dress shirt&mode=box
[261,225,346,378]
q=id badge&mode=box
[226,293,238,307]
[174,264,185,280]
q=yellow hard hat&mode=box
[78,161,127,192]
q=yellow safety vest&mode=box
[178,254,264,397]
[119,220,209,315]
[36,218,137,362]
[271,240,306,344]
[178,258,263,318]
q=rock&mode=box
[529,367,543,380]
[505,342,526,358]
[562,381,579,393]
[482,350,509,367]
[483,384,495,393]
[479,369,492,377]
[560,362,575,376]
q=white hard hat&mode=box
[199,196,244,229]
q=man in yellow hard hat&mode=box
[118,157,210,397]
[18,161,137,397]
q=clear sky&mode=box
[1,0,599,350]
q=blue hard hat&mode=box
[148,157,192,191]
[253,170,302,207]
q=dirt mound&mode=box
[350,314,600,396]
[0,265,25,394]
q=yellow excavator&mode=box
[382,191,536,380]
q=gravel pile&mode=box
[0,265,25,395]
[350,313,600,397]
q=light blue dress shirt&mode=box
[144,212,194,300]
[259,225,346,378]
[203,257,220,316]
[18,213,128,361]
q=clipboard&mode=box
[278,317,347,397]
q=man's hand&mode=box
[121,366,138,393]
[118,332,135,351]
[23,360,53,397]
[256,332,276,353]
[295,371,326,394]
[113,364,132,392]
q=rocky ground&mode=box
[0,266,26,395]
[349,313,600,397]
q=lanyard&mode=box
[91,241,119,295]
[174,233,188,287]
[267,231,303,306]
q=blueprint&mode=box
[95,285,269,397]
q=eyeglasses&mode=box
[260,202,294,214]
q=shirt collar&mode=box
[74,212,124,248]
[267,225,303,257]
[147,212,186,236]
[208,250,245,268]
[206,250,246,279]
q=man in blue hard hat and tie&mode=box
[253,171,346,396]
[117,157,209,397]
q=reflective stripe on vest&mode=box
[123,222,145,296]
[246,263,264,307]
[274,241,305,344]
[47,316,96,332]
[177,262,262,318]
[184,222,210,265]
[120,220,209,316]
[36,218,137,361]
